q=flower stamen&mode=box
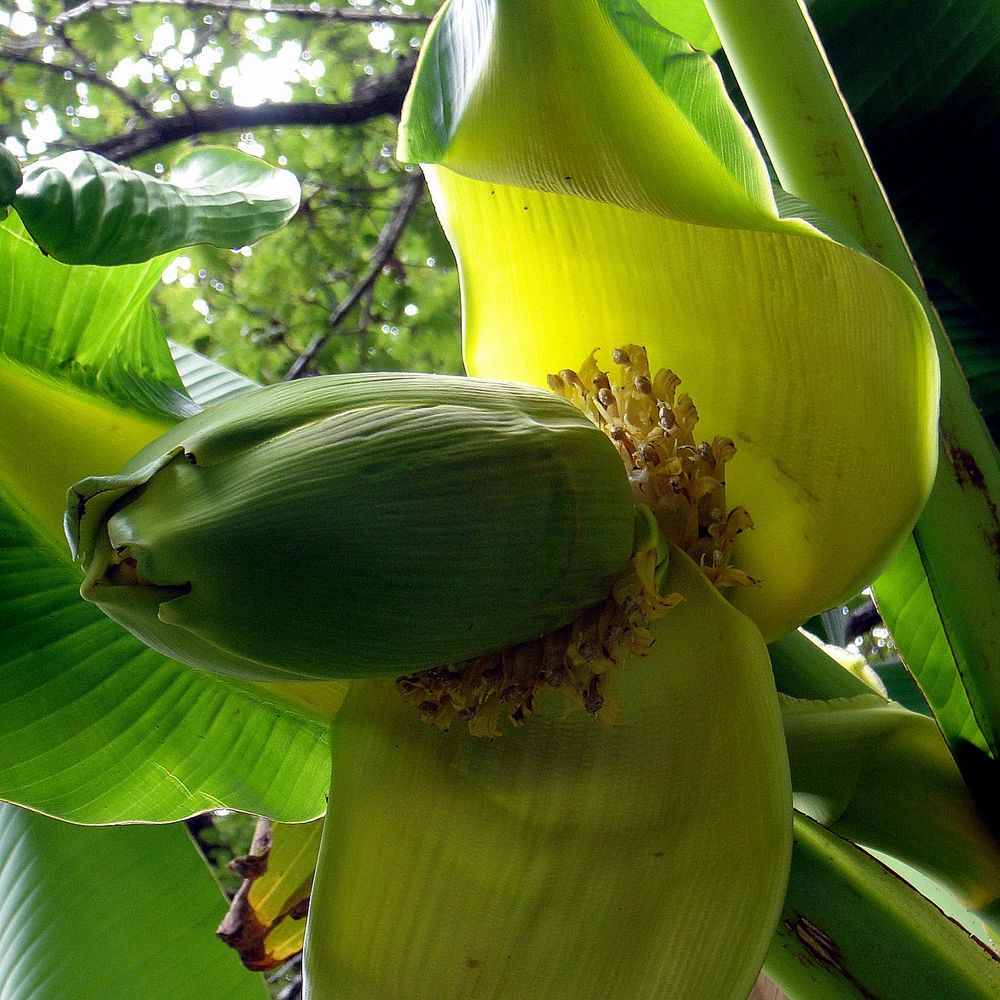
[549,344,758,591]
[396,516,679,737]
[399,345,756,736]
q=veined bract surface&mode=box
[304,544,791,1000]
[68,372,636,682]
[301,4,820,995]
[398,0,940,641]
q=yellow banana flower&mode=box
[304,1,940,997]
[400,0,940,643]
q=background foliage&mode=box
[1,0,461,380]
[3,0,994,401]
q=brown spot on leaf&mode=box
[466,958,482,969]
[948,441,986,491]
[784,913,877,1000]
[787,914,843,970]
[942,431,1000,569]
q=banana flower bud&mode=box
[66,373,637,682]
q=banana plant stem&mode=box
[704,0,1000,782]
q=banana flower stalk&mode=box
[300,2,939,998]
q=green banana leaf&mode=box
[636,0,722,50]
[0,801,265,999]
[0,213,334,824]
[768,630,874,703]
[869,851,997,951]
[9,146,300,266]
[782,693,1000,925]
[771,631,1000,929]
[169,339,260,408]
[874,537,993,766]
[765,813,1000,1000]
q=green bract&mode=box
[67,373,636,682]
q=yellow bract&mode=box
[431,172,938,638]
[430,0,779,229]
[403,0,940,639]
[304,545,791,999]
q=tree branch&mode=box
[53,0,434,27]
[83,56,414,161]
[284,172,425,380]
[844,598,882,645]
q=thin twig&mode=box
[82,55,414,160]
[53,0,433,27]
[284,172,424,380]
[2,47,152,119]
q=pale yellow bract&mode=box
[410,0,939,641]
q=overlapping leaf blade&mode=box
[0,203,331,824]
[0,213,191,429]
[874,538,991,761]
[0,802,265,999]
[169,339,260,408]
[782,693,1000,922]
